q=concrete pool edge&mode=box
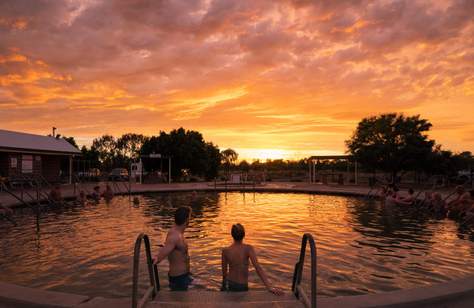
[1,276,474,307]
[1,182,374,209]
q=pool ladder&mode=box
[131,232,316,308]
[292,233,317,308]
[131,233,160,308]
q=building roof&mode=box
[0,129,81,155]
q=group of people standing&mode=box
[381,184,474,226]
[153,206,284,295]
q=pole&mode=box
[139,158,143,184]
[68,156,73,185]
[313,161,316,183]
[308,160,311,184]
[355,161,358,185]
[129,163,132,200]
[168,157,171,184]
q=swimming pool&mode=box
[1,191,473,298]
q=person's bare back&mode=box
[222,243,250,285]
[221,224,283,295]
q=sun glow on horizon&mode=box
[235,148,344,161]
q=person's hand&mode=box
[152,257,158,265]
[267,286,284,296]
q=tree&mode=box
[80,145,100,169]
[91,135,117,170]
[116,133,148,160]
[63,136,79,149]
[141,128,221,180]
[221,148,238,177]
[346,113,435,180]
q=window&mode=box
[22,155,33,173]
[10,157,17,168]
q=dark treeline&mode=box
[62,113,474,183]
[66,128,220,181]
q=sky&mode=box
[0,0,473,161]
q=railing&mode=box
[132,233,160,308]
[292,233,317,308]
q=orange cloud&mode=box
[0,0,473,159]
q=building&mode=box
[0,129,81,183]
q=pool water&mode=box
[1,192,474,298]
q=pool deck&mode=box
[2,275,474,308]
[1,181,474,307]
[0,181,431,208]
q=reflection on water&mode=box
[1,192,474,298]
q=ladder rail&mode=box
[292,233,317,308]
[132,233,160,308]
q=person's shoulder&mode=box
[166,229,180,242]
[245,244,255,252]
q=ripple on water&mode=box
[1,192,474,298]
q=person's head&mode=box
[54,184,60,190]
[94,186,100,192]
[456,185,465,194]
[408,188,414,195]
[79,190,85,197]
[174,206,191,226]
[231,223,245,242]
[470,190,474,198]
[433,192,442,201]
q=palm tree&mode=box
[221,148,238,179]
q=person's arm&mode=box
[153,234,176,265]
[248,246,284,295]
[221,250,228,291]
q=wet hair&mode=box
[231,223,245,241]
[174,206,191,225]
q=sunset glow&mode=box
[1,0,473,159]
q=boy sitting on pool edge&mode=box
[221,223,284,295]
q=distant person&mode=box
[384,187,398,207]
[101,184,114,201]
[430,192,447,217]
[461,191,474,225]
[221,223,283,295]
[49,184,63,205]
[76,191,87,205]
[0,202,13,216]
[91,186,101,202]
[133,196,140,206]
[396,188,415,205]
[153,207,192,291]
[447,186,471,218]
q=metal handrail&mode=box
[132,233,160,308]
[292,233,317,308]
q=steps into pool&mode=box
[80,290,304,308]
[149,290,304,307]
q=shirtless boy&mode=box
[153,206,192,291]
[221,223,283,295]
